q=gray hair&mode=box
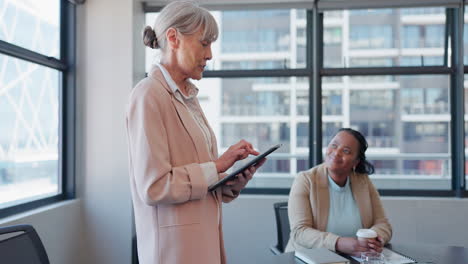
[143,1,218,51]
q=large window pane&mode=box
[221,78,290,116]
[322,75,451,190]
[145,9,307,71]
[0,0,60,58]
[0,54,60,208]
[192,76,308,189]
[324,7,446,68]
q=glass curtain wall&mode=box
[322,8,451,190]
[0,0,64,209]
[145,4,466,194]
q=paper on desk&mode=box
[350,248,415,264]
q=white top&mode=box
[326,174,363,238]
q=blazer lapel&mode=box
[150,67,211,163]
[351,173,372,228]
[316,164,330,231]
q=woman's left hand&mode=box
[368,236,384,253]
[223,158,267,196]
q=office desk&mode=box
[266,244,468,264]
[389,243,468,264]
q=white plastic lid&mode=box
[356,229,377,238]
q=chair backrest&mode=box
[273,201,290,254]
[0,224,50,264]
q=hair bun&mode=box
[143,26,158,49]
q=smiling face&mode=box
[325,131,360,176]
[174,27,212,80]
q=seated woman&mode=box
[285,128,392,257]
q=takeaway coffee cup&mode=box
[356,229,377,242]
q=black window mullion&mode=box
[203,68,309,78]
[307,9,315,169]
[321,66,453,76]
[449,7,466,197]
[0,40,67,71]
[61,0,76,199]
[310,7,323,167]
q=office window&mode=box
[349,58,393,67]
[322,90,342,116]
[219,9,306,70]
[322,75,451,190]
[144,5,465,195]
[145,9,306,72]
[402,26,420,48]
[145,9,308,189]
[0,0,71,212]
[221,10,290,53]
[0,55,60,208]
[221,78,290,116]
[324,7,446,68]
[190,75,308,189]
[0,0,60,58]
[350,25,393,49]
[324,27,342,45]
[400,7,444,15]
[425,25,444,48]
[401,56,443,66]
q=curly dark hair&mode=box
[336,128,375,175]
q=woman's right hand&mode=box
[214,140,259,173]
[335,237,369,257]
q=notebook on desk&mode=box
[350,248,415,264]
[295,248,350,264]
[381,248,416,264]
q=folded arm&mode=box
[288,173,340,251]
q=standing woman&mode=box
[286,128,392,257]
[126,2,265,264]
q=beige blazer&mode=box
[126,67,235,264]
[285,163,392,252]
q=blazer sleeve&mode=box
[368,179,393,244]
[126,84,208,206]
[288,172,339,251]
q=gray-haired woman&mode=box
[126,1,265,264]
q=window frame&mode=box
[0,0,76,218]
[142,2,467,197]
[316,6,466,198]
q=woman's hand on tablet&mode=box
[215,140,259,173]
[224,158,267,193]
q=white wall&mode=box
[75,0,137,262]
[222,195,468,264]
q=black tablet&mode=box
[208,144,282,192]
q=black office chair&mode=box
[0,224,50,264]
[270,201,290,255]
